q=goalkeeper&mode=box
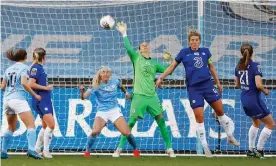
[113,22,175,158]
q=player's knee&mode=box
[195,115,204,123]
[48,124,55,130]
[92,129,101,136]
[214,109,224,116]
[121,130,131,136]
[270,122,275,129]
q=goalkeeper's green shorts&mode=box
[130,94,164,119]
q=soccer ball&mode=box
[100,15,115,30]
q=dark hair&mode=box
[6,48,27,62]
[238,44,253,71]
[33,48,46,63]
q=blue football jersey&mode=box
[3,62,29,100]
[88,78,121,112]
[175,47,212,86]
[29,64,51,102]
[235,60,262,97]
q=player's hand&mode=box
[35,94,42,101]
[156,77,163,88]
[116,21,127,35]
[125,92,132,99]
[163,50,172,62]
[217,83,223,95]
[80,85,85,93]
[263,89,269,95]
[46,85,54,91]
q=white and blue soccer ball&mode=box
[100,15,115,30]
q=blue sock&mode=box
[86,135,96,152]
[127,134,137,150]
[27,128,36,151]
[1,130,13,153]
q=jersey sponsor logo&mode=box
[193,57,203,68]
[142,65,153,77]
[31,68,37,76]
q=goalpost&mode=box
[1,0,275,156]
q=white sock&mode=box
[43,127,53,153]
[218,114,233,137]
[196,122,208,148]
[35,128,45,150]
[257,127,272,151]
[248,125,259,151]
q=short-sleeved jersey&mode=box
[29,64,51,103]
[88,78,121,112]
[235,60,262,98]
[3,62,29,101]
[123,36,168,96]
[175,47,212,86]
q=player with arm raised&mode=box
[0,48,43,160]
[113,22,175,158]
[156,29,239,157]
[28,48,55,158]
[81,66,139,157]
[235,44,275,159]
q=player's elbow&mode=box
[21,83,29,89]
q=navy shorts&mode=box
[187,79,221,109]
[33,100,54,118]
[242,97,270,119]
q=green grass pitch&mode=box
[1,155,276,166]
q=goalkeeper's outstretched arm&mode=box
[116,22,138,63]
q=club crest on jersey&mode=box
[194,52,199,56]
[193,57,203,68]
[202,52,206,55]
[31,68,37,76]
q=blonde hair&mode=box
[32,48,46,66]
[92,66,112,89]
[188,29,201,41]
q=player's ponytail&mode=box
[92,71,101,89]
[238,44,253,71]
[32,48,46,66]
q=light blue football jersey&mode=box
[3,62,29,101]
[88,78,121,112]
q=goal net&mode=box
[1,0,275,156]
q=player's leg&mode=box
[37,101,55,158]
[256,114,275,158]
[13,100,42,159]
[34,105,46,154]
[42,114,55,158]
[116,95,144,151]
[188,85,212,157]
[147,96,175,157]
[204,82,239,146]
[247,117,261,157]
[84,114,106,157]
[35,119,46,154]
[1,111,17,159]
[113,111,139,157]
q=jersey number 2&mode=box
[239,71,249,85]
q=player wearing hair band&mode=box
[1,48,43,159]
[156,29,239,157]
[28,48,55,158]
[235,44,275,159]
[81,66,140,157]
[114,22,175,158]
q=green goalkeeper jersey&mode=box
[123,36,168,96]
